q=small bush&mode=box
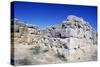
[43,49,48,53]
[30,46,40,54]
[55,51,67,61]
[18,58,32,65]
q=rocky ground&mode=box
[11,15,98,66]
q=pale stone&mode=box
[11,15,97,65]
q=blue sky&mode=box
[11,1,97,31]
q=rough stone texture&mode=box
[11,15,97,66]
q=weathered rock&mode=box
[11,15,97,65]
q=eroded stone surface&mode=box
[11,15,97,65]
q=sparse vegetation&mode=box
[18,58,32,65]
[30,46,41,54]
[43,49,48,53]
[55,50,67,61]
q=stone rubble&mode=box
[11,15,98,65]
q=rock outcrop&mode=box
[11,15,97,65]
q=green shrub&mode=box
[18,58,32,65]
[30,46,40,54]
[55,51,67,61]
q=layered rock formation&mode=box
[11,15,97,65]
